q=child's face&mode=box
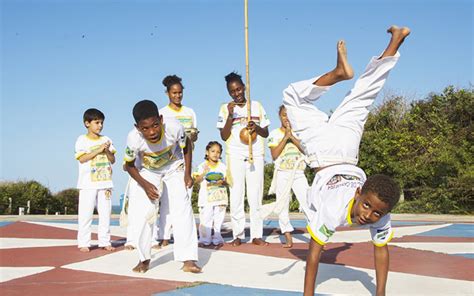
[227,81,245,104]
[206,145,222,163]
[351,189,390,225]
[135,116,163,143]
[167,84,183,106]
[279,108,291,128]
[85,119,104,135]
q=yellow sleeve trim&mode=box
[123,156,136,163]
[373,230,394,247]
[306,225,326,246]
[346,198,355,225]
[75,152,86,160]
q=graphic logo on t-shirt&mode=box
[90,145,112,182]
[279,143,305,170]
[175,116,193,129]
[205,172,224,183]
[142,146,176,170]
[376,228,390,240]
[125,146,134,159]
[319,224,335,238]
[205,171,228,204]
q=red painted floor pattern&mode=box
[1,221,473,295]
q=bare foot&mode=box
[334,40,354,80]
[132,260,150,273]
[380,25,411,59]
[102,245,115,251]
[198,242,211,248]
[314,40,353,86]
[387,25,411,40]
[182,261,202,273]
[160,239,169,247]
[283,232,293,248]
[252,238,269,246]
[124,245,135,251]
[152,244,162,250]
[79,247,90,253]
[230,238,242,247]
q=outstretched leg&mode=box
[379,26,411,59]
[315,40,354,86]
[328,25,411,131]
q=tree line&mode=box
[1,86,472,215]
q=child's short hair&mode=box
[162,74,184,91]
[204,141,223,160]
[225,72,244,86]
[278,104,286,114]
[132,100,159,124]
[361,174,401,211]
[83,108,105,123]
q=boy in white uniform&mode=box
[267,105,310,248]
[281,26,410,296]
[74,108,116,252]
[124,99,201,273]
[217,72,270,246]
[157,75,198,248]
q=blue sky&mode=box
[1,0,472,205]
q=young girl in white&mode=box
[267,105,310,248]
[193,141,228,247]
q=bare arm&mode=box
[289,132,305,154]
[183,137,194,188]
[124,161,159,200]
[256,125,269,138]
[270,132,291,160]
[220,103,235,141]
[304,239,324,296]
[247,121,269,138]
[194,164,210,184]
[374,245,389,296]
[104,147,115,164]
[78,142,108,164]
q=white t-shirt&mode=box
[307,164,393,247]
[123,118,186,174]
[193,161,228,207]
[268,128,306,171]
[160,105,197,132]
[75,135,116,189]
[216,100,270,158]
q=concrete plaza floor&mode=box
[0,214,473,295]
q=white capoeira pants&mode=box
[120,178,136,248]
[155,183,192,243]
[155,193,173,243]
[77,188,112,248]
[128,169,198,262]
[275,170,309,233]
[228,155,264,240]
[283,53,400,168]
[198,205,226,245]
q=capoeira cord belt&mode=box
[259,156,308,220]
[119,178,132,227]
